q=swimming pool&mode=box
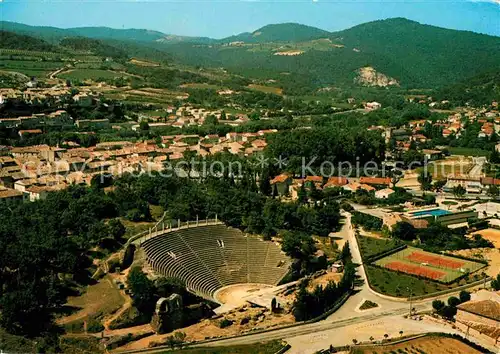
[410,209,451,217]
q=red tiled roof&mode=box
[270,174,291,184]
[305,176,322,183]
[359,177,391,186]
[324,177,348,188]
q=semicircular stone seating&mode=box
[142,224,291,301]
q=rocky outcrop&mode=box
[355,66,399,87]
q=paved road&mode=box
[327,213,415,322]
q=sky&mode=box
[1,0,499,38]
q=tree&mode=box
[108,219,125,240]
[391,221,417,241]
[259,170,272,196]
[452,185,466,199]
[139,120,150,131]
[249,111,260,121]
[459,290,471,303]
[491,273,500,291]
[399,330,403,337]
[352,339,358,345]
[432,300,445,312]
[384,334,389,340]
[271,297,277,312]
[490,148,500,164]
[448,296,461,308]
[127,266,155,312]
[369,336,374,342]
[433,179,447,191]
[441,305,457,319]
[204,115,218,126]
[297,183,308,204]
[488,185,499,198]
[418,170,433,191]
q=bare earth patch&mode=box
[215,284,274,307]
[470,228,500,248]
[354,335,482,354]
[119,307,294,350]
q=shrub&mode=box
[86,318,104,333]
[219,318,233,328]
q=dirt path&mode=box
[49,67,69,79]
[103,295,132,330]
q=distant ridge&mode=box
[220,23,331,44]
[1,18,499,88]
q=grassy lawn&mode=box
[168,341,284,354]
[60,275,125,332]
[121,219,158,239]
[357,235,401,261]
[365,265,449,297]
[448,147,491,157]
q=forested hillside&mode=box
[331,18,500,87]
[435,70,500,106]
[221,23,330,44]
[2,18,499,89]
[0,31,56,51]
[60,37,128,59]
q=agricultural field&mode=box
[374,247,484,283]
[247,84,283,95]
[179,83,223,90]
[350,335,483,354]
[0,59,64,77]
[129,58,160,67]
[104,87,185,105]
[58,69,135,81]
[160,340,285,354]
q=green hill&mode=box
[68,26,165,42]
[0,31,57,51]
[220,23,330,43]
[164,18,500,89]
[60,37,128,59]
[0,21,210,45]
[2,19,499,89]
[436,70,500,106]
[331,18,500,87]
